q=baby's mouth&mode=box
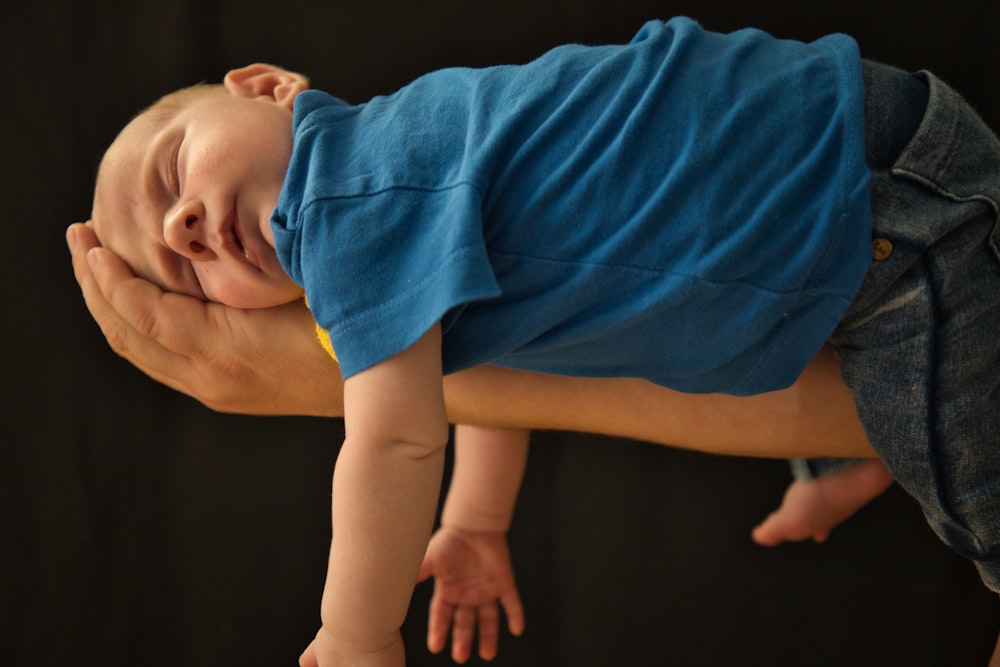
[223,205,256,268]
[232,219,246,256]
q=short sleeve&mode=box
[293,183,501,379]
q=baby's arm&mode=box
[444,425,530,533]
[420,425,529,663]
[306,324,450,667]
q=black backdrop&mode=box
[3,1,1000,665]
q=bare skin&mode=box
[752,458,894,545]
[68,223,1000,665]
[67,221,873,460]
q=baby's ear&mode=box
[223,64,310,109]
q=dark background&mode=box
[3,1,999,665]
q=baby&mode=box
[89,17,999,666]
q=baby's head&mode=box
[92,64,309,308]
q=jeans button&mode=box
[872,237,894,261]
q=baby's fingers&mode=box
[427,598,455,656]
[450,605,477,664]
[500,588,526,638]
[298,639,318,667]
[476,602,501,661]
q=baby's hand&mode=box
[298,627,405,667]
[417,527,525,663]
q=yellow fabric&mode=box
[304,297,338,361]
[315,321,337,361]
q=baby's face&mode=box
[93,83,303,308]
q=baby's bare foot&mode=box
[752,459,893,547]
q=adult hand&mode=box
[68,221,874,459]
[67,222,343,416]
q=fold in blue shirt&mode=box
[271,17,871,395]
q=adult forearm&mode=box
[442,346,873,460]
[70,222,871,458]
[266,338,872,460]
[296,349,872,461]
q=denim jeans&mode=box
[827,63,1000,591]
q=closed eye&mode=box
[166,139,181,197]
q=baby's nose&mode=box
[164,201,215,261]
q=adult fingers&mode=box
[69,224,196,390]
[68,223,120,335]
[69,224,155,361]
[87,242,220,360]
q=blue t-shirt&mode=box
[271,17,871,395]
